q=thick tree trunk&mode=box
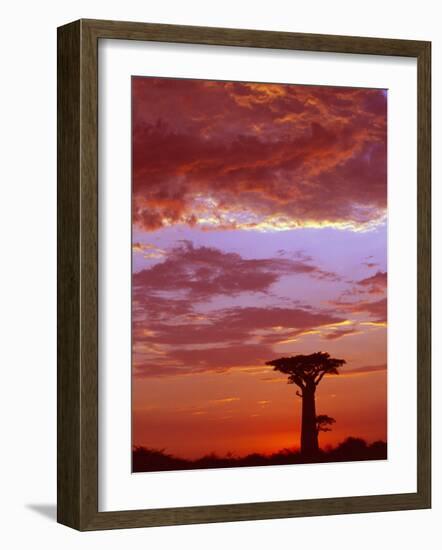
[301,383,319,457]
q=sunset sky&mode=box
[131,77,387,459]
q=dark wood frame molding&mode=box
[57,18,431,530]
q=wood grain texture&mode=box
[57,19,431,531]
[416,42,431,506]
[57,20,81,529]
[83,18,427,56]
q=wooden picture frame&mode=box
[57,18,431,531]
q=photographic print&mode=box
[131,76,388,473]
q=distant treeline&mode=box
[133,437,387,473]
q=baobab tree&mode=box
[266,352,345,457]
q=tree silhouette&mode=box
[316,414,336,432]
[266,352,345,457]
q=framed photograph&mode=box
[57,19,431,530]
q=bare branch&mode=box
[315,370,327,386]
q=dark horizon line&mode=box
[132,437,388,473]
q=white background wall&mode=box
[0,1,439,548]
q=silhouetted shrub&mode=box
[132,437,387,473]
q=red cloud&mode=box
[133,241,339,301]
[322,328,360,340]
[136,306,343,347]
[344,364,387,375]
[168,343,273,370]
[330,297,387,324]
[356,271,387,294]
[133,305,345,377]
[132,242,349,377]
[132,78,387,232]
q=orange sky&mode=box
[131,77,387,459]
